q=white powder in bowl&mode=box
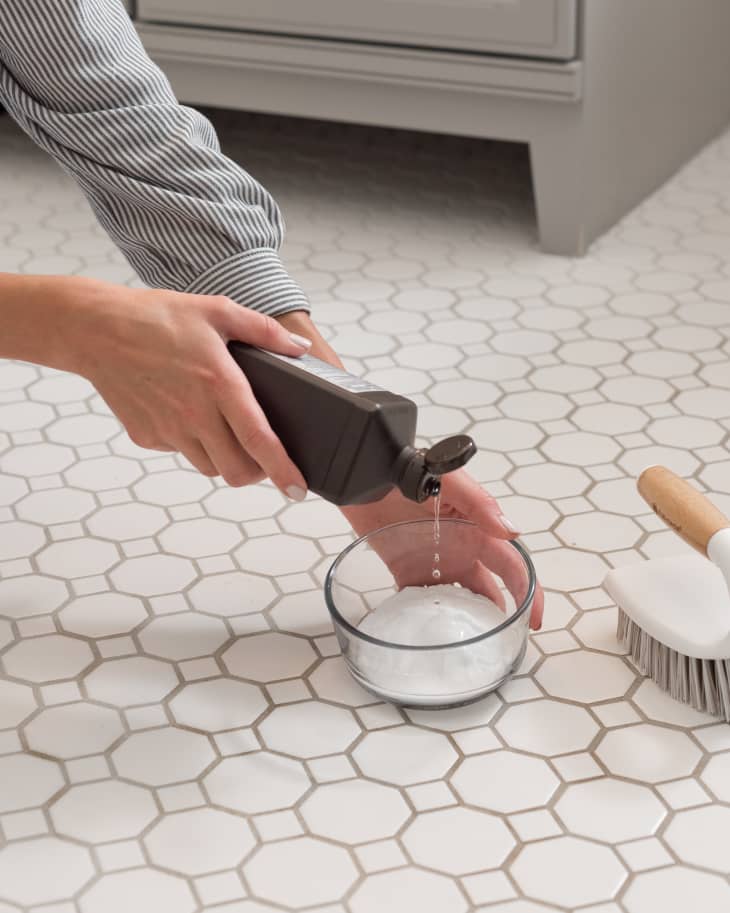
[358,584,505,645]
[352,584,525,706]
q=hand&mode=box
[342,469,545,630]
[273,311,545,631]
[55,277,311,498]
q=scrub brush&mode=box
[604,466,730,720]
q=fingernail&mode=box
[500,514,520,535]
[289,333,312,350]
[286,484,307,502]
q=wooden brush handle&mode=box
[638,466,730,556]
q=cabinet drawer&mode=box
[137,0,578,60]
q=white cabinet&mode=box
[135,0,730,256]
[137,0,577,59]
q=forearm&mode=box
[0,273,84,372]
[0,0,309,317]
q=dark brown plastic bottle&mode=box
[228,342,476,506]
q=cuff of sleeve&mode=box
[185,248,311,317]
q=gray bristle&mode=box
[617,608,730,722]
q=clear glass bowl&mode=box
[324,518,535,709]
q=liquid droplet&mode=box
[432,568,441,580]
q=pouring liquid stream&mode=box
[432,490,442,585]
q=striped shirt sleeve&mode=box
[0,0,310,316]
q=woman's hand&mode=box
[10,275,312,499]
[342,470,545,630]
[275,310,545,631]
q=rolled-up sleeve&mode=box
[0,0,310,315]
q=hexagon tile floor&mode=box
[2,106,730,913]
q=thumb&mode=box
[218,300,312,357]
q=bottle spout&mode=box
[396,435,477,503]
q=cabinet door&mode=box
[137,0,578,59]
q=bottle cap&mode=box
[425,435,477,476]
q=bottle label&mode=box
[265,350,386,394]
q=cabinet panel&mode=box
[137,0,578,59]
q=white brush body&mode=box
[605,551,730,660]
[707,527,730,589]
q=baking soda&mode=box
[359,584,503,645]
[354,584,525,705]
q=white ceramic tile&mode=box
[235,534,319,576]
[356,839,407,874]
[259,701,360,758]
[203,753,309,814]
[0,837,95,907]
[16,615,56,638]
[109,554,196,596]
[0,680,36,729]
[25,703,123,759]
[1,809,48,840]
[624,866,730,913]
[632,679,715,727]
[84,657,177,707]
[593,702,641,728]
[496,701,599,757]
[79,869,195,913]
[157,782,206,813]
[309,657,380,707]
[4,634,93,684]
[350,868,467,913]
[188,571,277,617]
[132,469,212,506]
[222,632,316,682]
[124,705,168,731]
[353,727,457,786]
[403,806,514,875]
[550,752,603,782]
[508,809,562,842]
[597,724,702,783]
[618,837,674,872]
[194,871,247,905]
[112,727,215,786]
[402,777,459,813]
[405,696,501,732]
[451,751,558,813]
[663,806,730,872]
[250,810,303,845]
[65,756,111,784]
[693,725,730,753]
[535,652,634,703]
[301,780,409,843]
[555,778,665,842]
[169,679,267,731]
[51,781,157,843]
[511,837,626,908]
[308,754,357,783]
[144,808,255,875]
[244,837,358,907]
